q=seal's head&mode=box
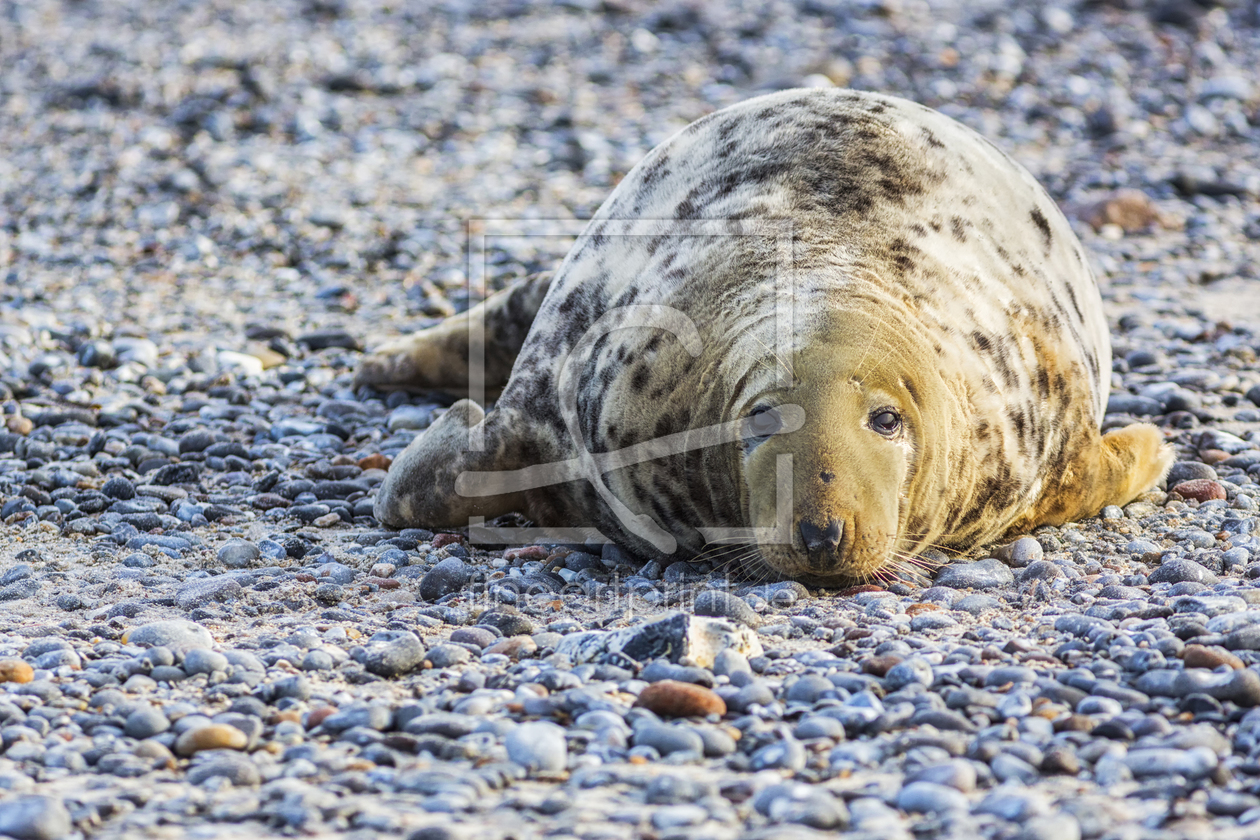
[738,307,958,584]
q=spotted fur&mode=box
[359,89,1172,582]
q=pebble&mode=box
[217,539,261,569]
[186,753,261,786]
[635,680,726,718]
[0,659,34,683]
[1150,558,1219,585]
[896,781,969,814]
[632,722,704,756]
[693,590,762,627]
[1172,479,1227,502]
[934,558,1015,589]
[175,576,244,610]
[174,724,249,756]
[419,558,472,601]
[1183,644,1243,670]
[0,796,72,840]
[124,706,171,739]
[124,620,215,654]
[505,722,568,774]
[361,631,427,677]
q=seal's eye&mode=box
[870,409,902,436]
[746,406,783,439]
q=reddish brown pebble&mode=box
[357,453,392,471]
[367,577,401,589]
[432,533,464,549]
[486,636,538,659]
[1198,449,1231,465]
[635,680,726,718]
[1183,644,1244,670]
[251,493,291,509]
[0,660,34,683]
[837,584,885,596]
[1052,714,1094,733]
[906,603,941,615]
[861,655,902,677]
[504,545,549,562]
[295,573,316,582]
[305,706,338,729]
[1172,479,1227,503]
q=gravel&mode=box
[1,0,1260,838]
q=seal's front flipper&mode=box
[373,399,533,529]
[355,272,553,394]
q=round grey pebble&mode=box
[713,648,752,678]
[186,753,261,786]
[420,557,471,602]
[753,783,849,830]
[884,657,934,690]
[896,781,970,814]
[1167,461,1217,484]
[100,476,135,500]
[124,706,170,739]
[182,648,230,676]
[217,540,260,569]
[505,721,568,773]
[126,620,214,655]
[272,675,312,701]
[934,558,1014,589]
[360,631,426,678]
[693,589,761,627]
[0,796,72,840]
[175,576,243,611]
[1149,558,1219,585]
[301,650,335,671]
[1000,536,1044,567]
[449,627,496,648]
[425,643,472,668]
[751,737,807,771]
[632,722,704,756]
[1015,815,1082,840]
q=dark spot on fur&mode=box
[1030,207,1053,250]
[1036,367,1050,400]
[950,216,967,242]
[820,471,834,484]
[630,365,649,394]
[903,379,919,405]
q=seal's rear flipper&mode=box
[355,272,553,394]
[1012,422,1173,532]
[1095,423,1175,509]
[373,399,532,529]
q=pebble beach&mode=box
[2,0,1260,838]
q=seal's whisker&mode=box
[739,329,793,382]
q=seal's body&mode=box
[357,89,1171,583]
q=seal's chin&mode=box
[754,538,889,585]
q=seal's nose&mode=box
[800,518,844,565]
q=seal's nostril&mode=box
[800,518,844,555]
